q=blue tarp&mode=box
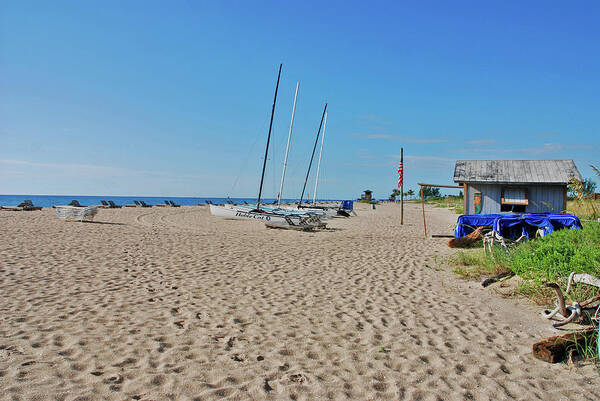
[455,213,582,240]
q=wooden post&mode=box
[463,183,468,215]
[416,182,462,238]
[420,185,427,238]
[532,327,597,363]
[400,147,404,225]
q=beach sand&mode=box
[1,203,599,400]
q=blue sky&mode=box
[1,1,599,199]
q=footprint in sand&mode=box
[289,373,308,383]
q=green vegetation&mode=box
[427,194,464,215]
[447,164,600,366]
[567,164,600,220]
[389,188,417,201]
[421,186,441,198]
[389,189,401,200]
[509,223,600,283]
[568,177,597,199]
[568,332,599,367]
[449,223,600,305]
[449,247,510,280]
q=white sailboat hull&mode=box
[209,204,325,226]
[280,205,339,218]
[229,203,325,216]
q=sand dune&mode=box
[1,203,599,400]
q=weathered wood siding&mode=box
[527,185,566,213]
[465,184,566,214]
[466,184,500,214]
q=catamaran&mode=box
[208,65,325,228]
[275,104,349,218]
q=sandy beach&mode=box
[1,202,599,400]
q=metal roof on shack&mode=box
[453,160,581,184]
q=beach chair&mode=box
[68,200,85,207]
[139,201,152,207]
[100,200,110,208]
[133,200,141,206]
[341,200,357,216]
[55,205,99,222]
[2,200,42,211]
[19,200,43,211]
[164,200,171,206]
[108,200,122,208]
[169,200,180,207]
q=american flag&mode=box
[398,161,403,188]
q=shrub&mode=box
[509,223,600,283]
[447,223,600,305]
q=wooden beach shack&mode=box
[454,160,582,214]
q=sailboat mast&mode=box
[256,64,282,210]
[277,81,299,206]
[312,111,327,204]
[299,103,327,206]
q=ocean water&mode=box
[0,195,340,208]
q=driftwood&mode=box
[532,328,597,363]
[481,272,514,288]
[448,226,485,248]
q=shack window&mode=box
[501,188,528,205]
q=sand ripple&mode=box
[1,204,599,400]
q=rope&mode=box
[542,303,581,327]
[228,112,271,198]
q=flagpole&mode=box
[400,147,404,225]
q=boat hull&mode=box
[230,203,324,216]
[281,205,339,218]
[209,204,325,226]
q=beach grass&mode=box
[428,195,464,215]
[567,330,600,367]
[449,247,510,280]
[568,198,600,221]
[449,222,600,305]
[357,199,379,204]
